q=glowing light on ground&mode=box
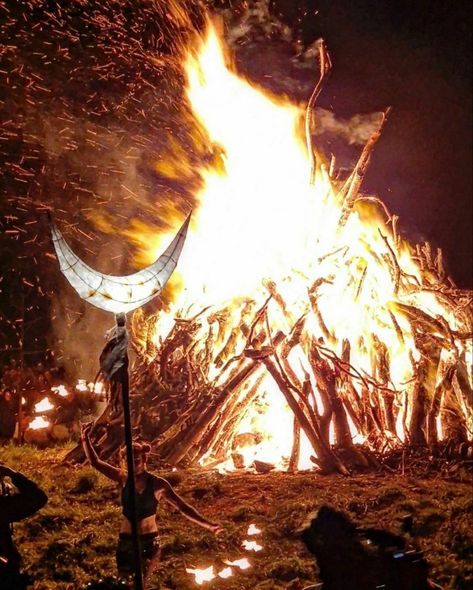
[52,385,69,397]
[88,381,105,394]
[29,416,51,430]
[217,567,233,579]
[247,524,262,535]
[76,379,88,392]
[242,540,263,552]
[186,565,215,584]
[34,397,54,413]
[225,558,251,570]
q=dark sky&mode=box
[271,0,472,287]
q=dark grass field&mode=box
[1,444,472,590]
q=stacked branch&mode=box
[78,68,472,473]
[124,245,471,476]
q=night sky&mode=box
[0,0,471,368]
[271,0,472,287]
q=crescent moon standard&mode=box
[49,213,191,314]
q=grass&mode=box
[1,443,472,589]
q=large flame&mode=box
[131,22,471,470]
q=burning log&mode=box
[305,40,332,185]
[288,413,301,472]
[197,374,266,466]
[158,331,286,465]
[453,355,473,415]
[247,342,350,475]
[337,108,391,228]
[427,362,455,445]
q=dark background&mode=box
[270,0,472,287]
[0,0,471,369]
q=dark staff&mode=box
[48,212,191,589]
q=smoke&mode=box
[314,108,384,146]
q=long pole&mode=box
[120,317,144,590]
[17,292,25,445]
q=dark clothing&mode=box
[0,398,16,440]
[116,532,160,577]
[0,471,47,526]
[0,470,47,590]
[121,474,158,522]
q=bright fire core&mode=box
[133,22,471,471]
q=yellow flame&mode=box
[131,21,471,469]
[34,397,54,413]
[29,416,50,430]
[242,539,263,552]
[52,385,69,397]
[225,558,251,570]
[186,565,215,584]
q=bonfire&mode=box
[77,21,472,477]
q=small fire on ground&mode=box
[186,525,261,584]
[27,380,105,432]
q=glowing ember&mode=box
[29,416,51,430]
[242,540,263,552]
[247,524,262,536]
[51,385,69,397]
[217,567,233,579]
[88,382,105,394]
[225,558,251,570]
[34,397,54,413]
[186,565,215,584]
[76,379,89,392]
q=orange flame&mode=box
[186,565,215,584]
[34,397,54,413]
[247,524,262,536]
[29,416,51,430]
[225,558,251,570]
[242,539,263,552]
[130,21,472,468]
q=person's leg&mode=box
[115,535,134,580]
[142,536,161,583]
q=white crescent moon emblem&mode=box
[49,214,191,314]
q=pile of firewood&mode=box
[128,265,471,476]
[69,45,472,475]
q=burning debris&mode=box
[21,380,105,445]
[185,523,261,584]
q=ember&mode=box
[242,540,263,552]
[224,558,251,570]
[29,416,50,431]
[185,565,215,585]
[34,397,54,413]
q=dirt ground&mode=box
[0,444,472,590]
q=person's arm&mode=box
[81,423,122,483]
[0,465,47,525]
[156,477,222,533]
